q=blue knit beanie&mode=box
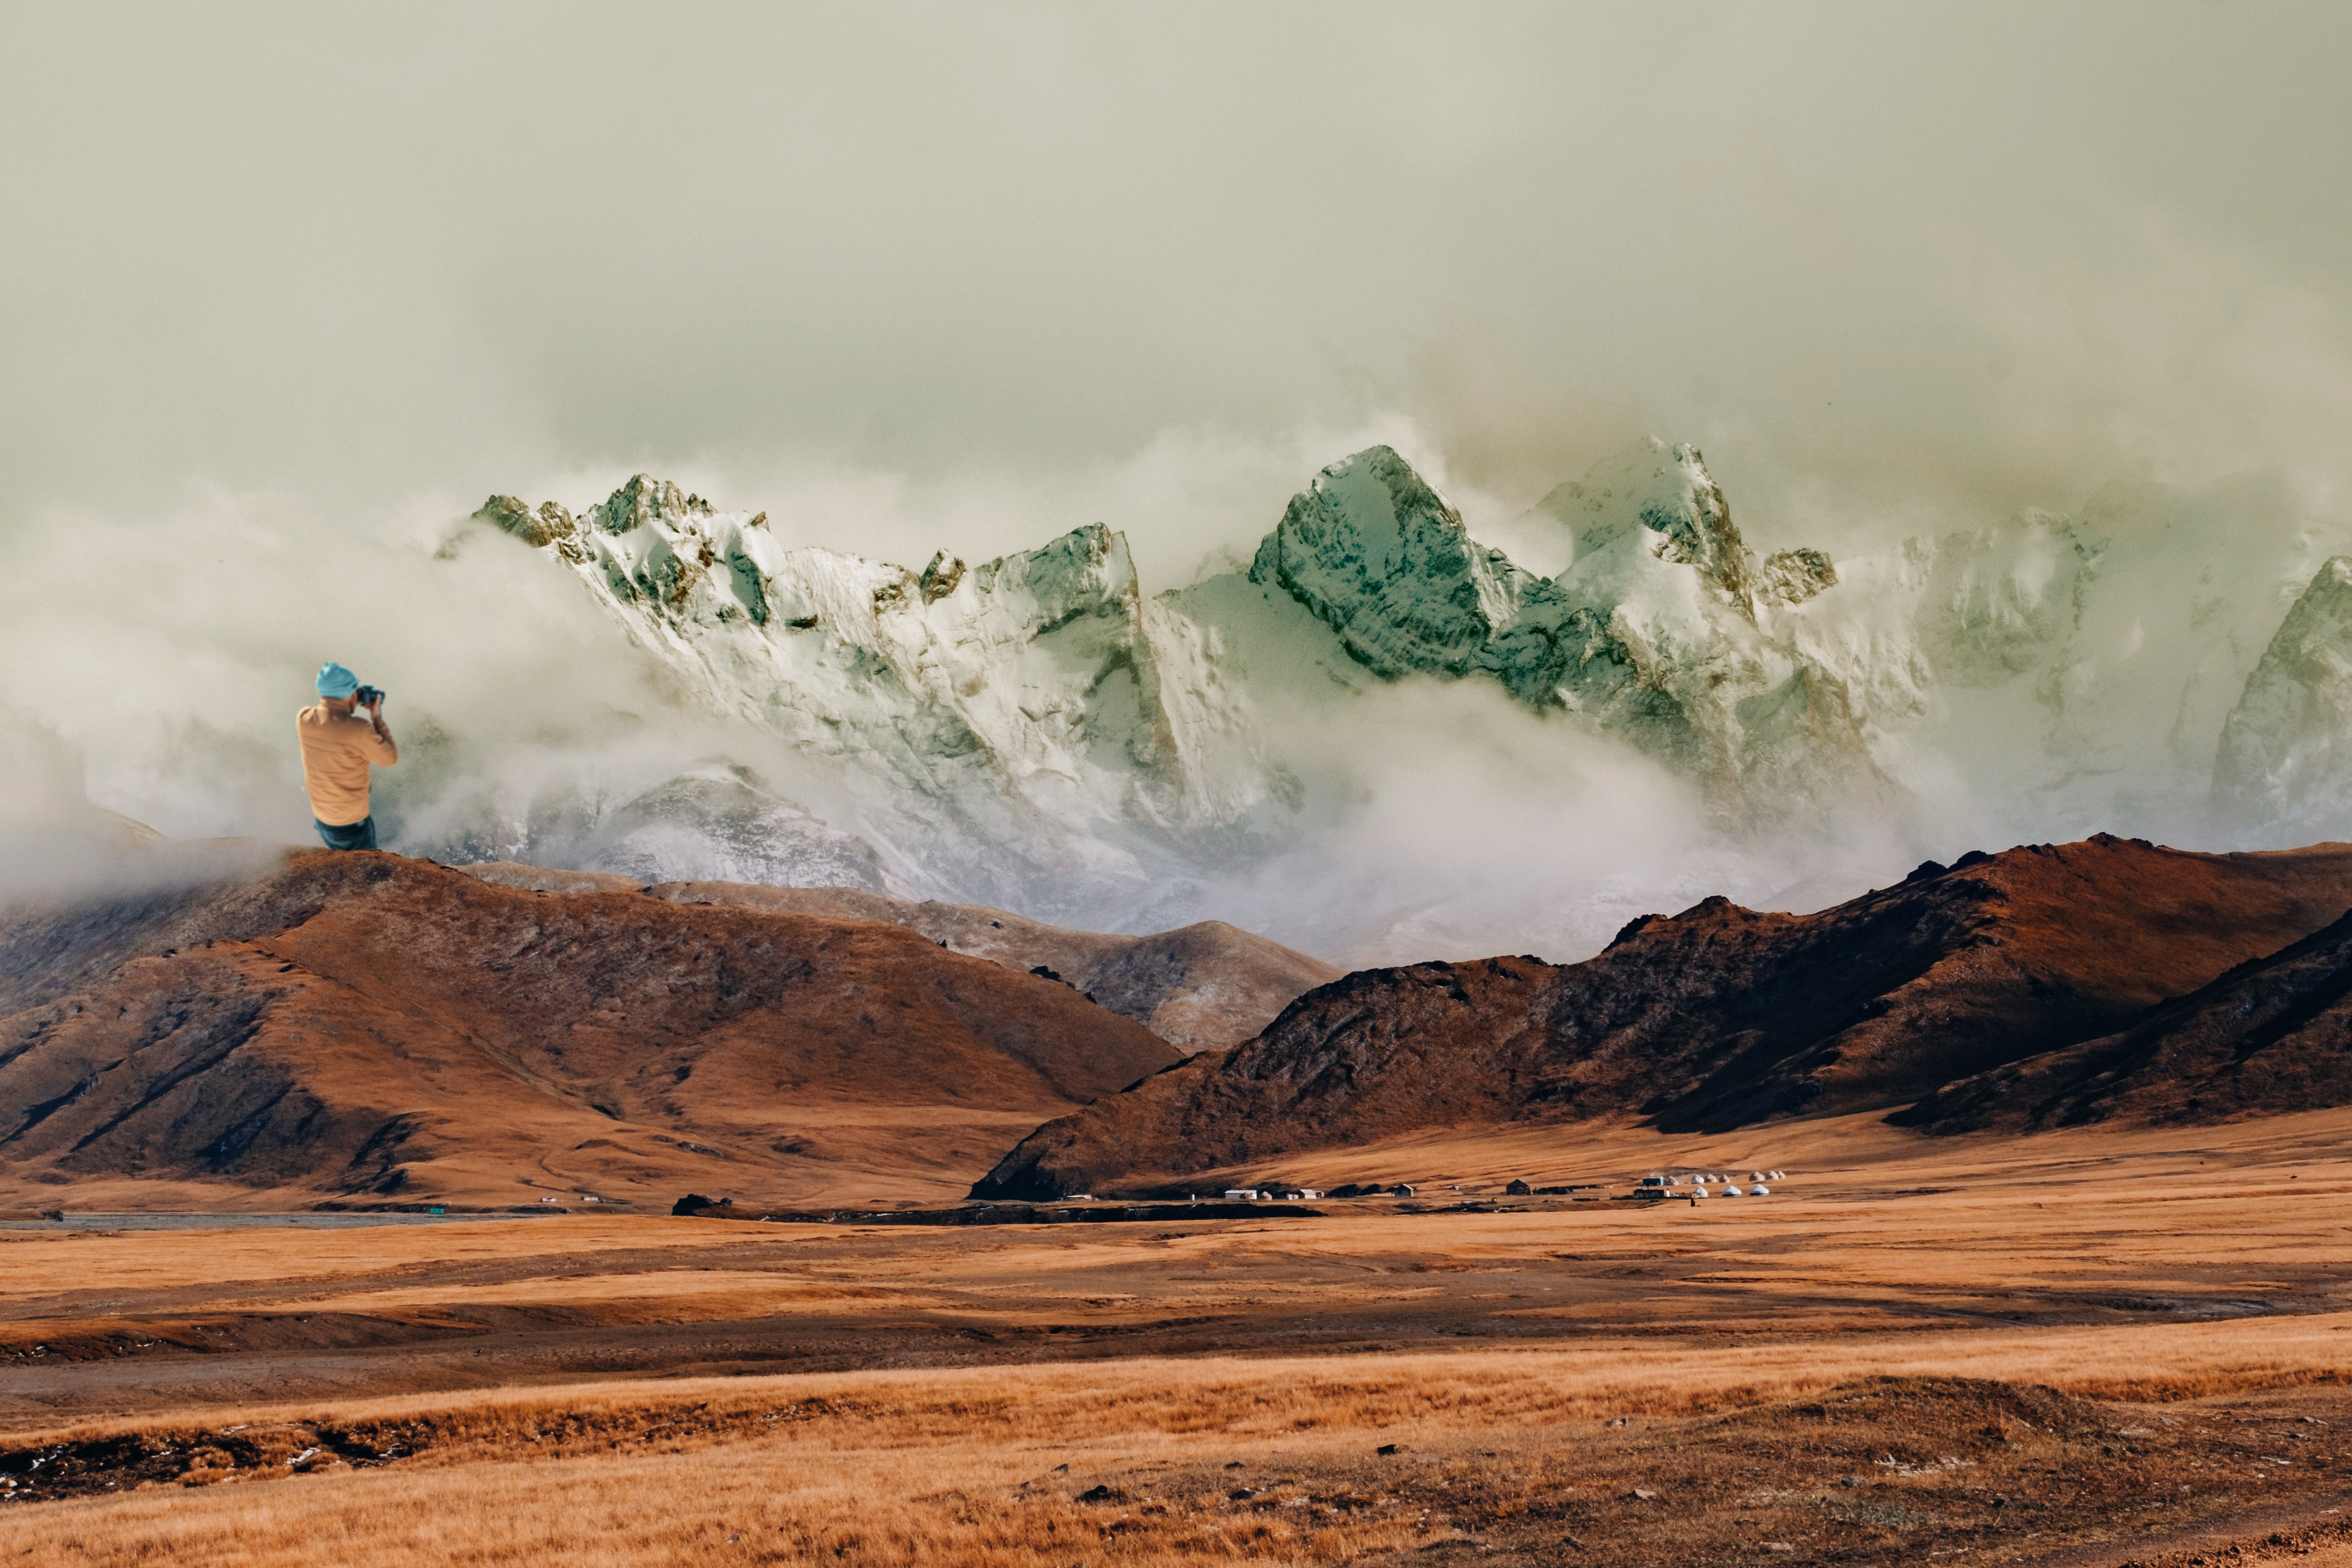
[315,661,360,699]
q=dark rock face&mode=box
[1756,547,1839,607]
[1249,445,1522,680]
[972,836,2352,1198]
[473,494,578,550]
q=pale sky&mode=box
[7,0,2352,557]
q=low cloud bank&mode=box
[0,431,2174,965]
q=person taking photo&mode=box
[297,661,397,851]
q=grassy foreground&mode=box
[10,1111,2352,1563]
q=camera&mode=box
[354,684,386,708]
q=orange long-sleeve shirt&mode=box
[296,704,397,826]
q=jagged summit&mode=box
[457,448,1884,908]
[590,472,717,533]
[1532,437,1750,600]
[447,446,2352,953]
[1247,445,1540,679]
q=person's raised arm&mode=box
[364,696,398,765]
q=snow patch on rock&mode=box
[455,445,2352,959]
[2215,556,2352,830]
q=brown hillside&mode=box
[516,871,1337,1051]
[0,853,1176,1210]
[973,835,2352,1198]
[446,865,1339,1050]
[1899,902,2352,1133]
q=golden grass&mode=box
[11,1314,2352,1565]
[14,1110,2352,1561]
[14,1308,2352,1458]
[0,1217,689,1298]
[2,1442,1415,1567]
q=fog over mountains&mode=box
[251,434,2352,966]
[8,7,2352,971]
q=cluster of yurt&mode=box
[1641,1166,1789,1199]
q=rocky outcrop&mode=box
[1236,440,1888,823]
[1755,548,1838,607]
[1247,446,1540,679]
[2213,556,2352,830]
[971,835,2352,1197]
[477,494,577,551]
[586,473,715,535]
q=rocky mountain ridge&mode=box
[1246,441,1890,821]
[1896,894,2352,1134]
[435,441,2352,956]
[972,834,2352,1198]
[455,438,1896,923]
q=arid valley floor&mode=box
[10,1112,2352,1565]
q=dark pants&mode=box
[314,816,378,851]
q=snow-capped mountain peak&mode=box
[1531,437,1749,597]
[472,478,1267,918]
[442,446,2352,960]
[1247,445,1538,678]
[589,473,716,534]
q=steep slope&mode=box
[1247,444,1541,680]
[972,835,2352,1197]
[468,479,1267,919]
[1898,903,2352,1133]
[0,853,1176,1210]
[451,445,1878,921]
[429,452,2352,964]
[1243,440,1887,822]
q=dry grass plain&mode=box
[11,1110,2352,1564]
